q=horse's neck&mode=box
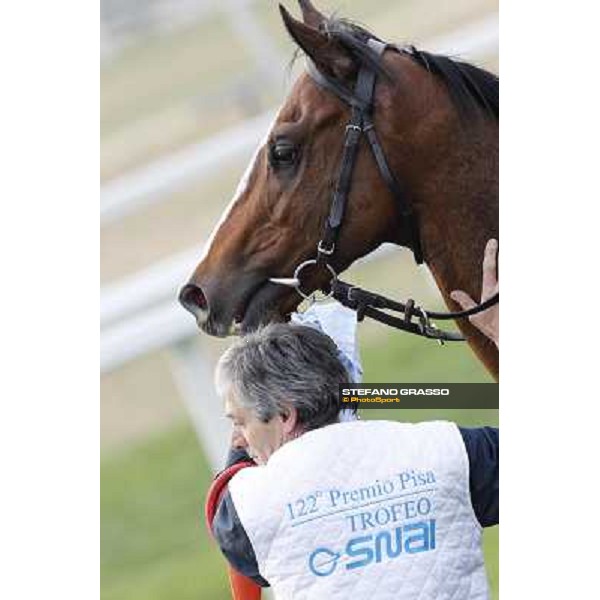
[417,127,499,379]
[423,202,497,300]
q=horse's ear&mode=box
[279,4,356,82]
[298,0,325,28]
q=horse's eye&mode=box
[269,139,299,168]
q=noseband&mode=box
[271,39,498,342]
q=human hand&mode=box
[450,239,499,348]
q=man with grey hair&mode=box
[215,322,357,465]
[205,241,499,600]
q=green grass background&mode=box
[101,330,498,600]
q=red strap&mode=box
[205,460,255,533]
[205,461,262,600]
[228,568,262,600]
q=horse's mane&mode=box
[302,17,499,121]
[407,47,498,120]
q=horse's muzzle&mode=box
[178,271,302,337]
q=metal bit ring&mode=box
[293,259,338,300]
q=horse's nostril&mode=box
[178,283,208,317]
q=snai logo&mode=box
[309,548,342,577]
[308,519,436,577]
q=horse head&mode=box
[179,1,498,347]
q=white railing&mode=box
[100,110,277,225]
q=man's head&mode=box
[215,323,351,464]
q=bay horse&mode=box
[179,1,499,379]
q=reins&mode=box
[331,281,499,342]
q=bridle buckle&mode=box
[345,124,362,133]
[317,240,335,256]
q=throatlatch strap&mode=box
[363,119,424,263]
[365,39,423,264]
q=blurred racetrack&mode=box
[100,1,498,598]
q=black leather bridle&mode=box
[270,39,498,342]
[307,39,424,267]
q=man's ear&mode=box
[280,405,299,436]
[279,4,357,82]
